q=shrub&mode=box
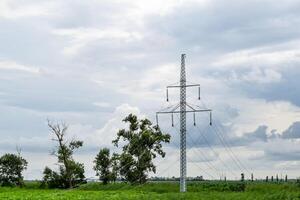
[0,153,27,187]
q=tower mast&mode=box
[180,54,187,192]
[156,54,212,192]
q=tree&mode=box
[110,153,120,182]
[112,114,170,184]
[94,148,120,184]
[42,120,85,188]
[94,148,111,184]
[42,167,62,188]
[0,153,27,186]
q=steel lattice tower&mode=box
[156,54,212,193]
[179,54,187,192]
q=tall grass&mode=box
[0,181,299,200]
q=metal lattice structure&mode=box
[179,54,187,192]
[156,54,212,192]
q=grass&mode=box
[0,181,299,199]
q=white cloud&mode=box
[90,63,179,106]
[263,138,300,158]
[212,46,300,71]
[275,161,300,170]
[68,104,142,150]
[0,0,52,19]
[93,102,110,108]
[119,64,179,99]
[231,99,300,136]
[52,28,143,56]
[90,104,142,148]
[0,136,50,152]
[0,60,40,74]
[229,68,282,84]
[128,0,208,17]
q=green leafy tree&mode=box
[93,148,111,184]
[110,153,120,182]
[0,153,27,186]
[42,167,62,188]
[93,149,120,184]
[42,121,85,188]
[113,114,170,184]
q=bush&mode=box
[41,167,63,189]
[0,153,27,187]
[296,178,300,187]
[188,182,246,192]
[42,163,86,189]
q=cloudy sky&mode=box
[1,0,300,180]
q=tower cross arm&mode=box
[167,84,200,88]
[156,109,212,115]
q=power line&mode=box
[186,131,221,178]
[212,124,251,174]
[157,158,179,177]
[162,117,217,180]
[173,113,221,179]
[155,120,181,177]
[173,123,218,180]
[194,100,252,175]
[194,124,239,178]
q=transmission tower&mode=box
[156,54,212,192]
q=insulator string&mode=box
[171,113,174,127]
[193,112,196,126]
[166,88,169,102]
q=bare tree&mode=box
[43,120,85,188]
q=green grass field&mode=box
[0,181,299,200]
